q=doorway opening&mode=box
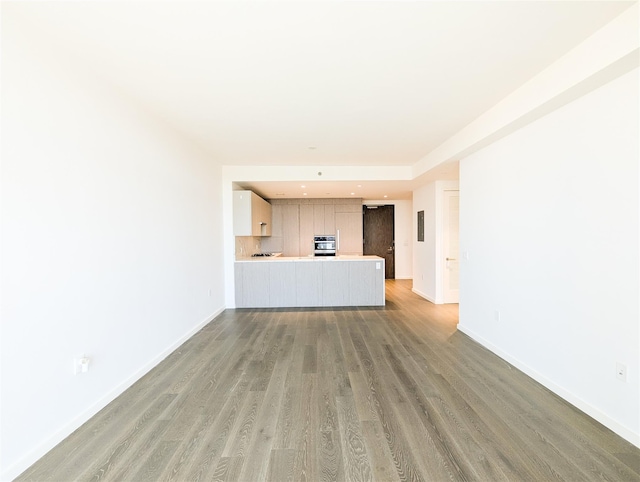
[363,204,395,279]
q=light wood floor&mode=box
[17,280,640,481]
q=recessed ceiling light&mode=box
[357,185,362,188]
[303,192,308,196]
[350,192,355,196]
[301,185,306,188]
[383,195,388,198]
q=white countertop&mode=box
[235,255,384,262]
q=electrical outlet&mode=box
[74,356,90,375]
[616,362,627,382]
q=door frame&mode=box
[441,189,460,303]
[363,204,395,279]
[428,180,459,305]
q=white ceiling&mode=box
[9,1,633,199]
[236,160,460,200]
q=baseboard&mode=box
[457,324,640,449]
[1,306,225,482]
[411,287,437,304]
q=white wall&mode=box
[412,183,437,301]
[412,181,459,303]
[459,69,639,445]
[0,18,225,479]
[413,3,638,178]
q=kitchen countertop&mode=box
[235,255,384,262]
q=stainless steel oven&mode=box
[313,235,336,256]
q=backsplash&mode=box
[235,236,261,258]
[260,235,283,254]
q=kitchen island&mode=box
[234,255,385,308]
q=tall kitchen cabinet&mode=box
[299,205,314,256]
[264,198,361,257]
[309,204,335,235]
[281,204,300,256]
[335,203,363,255]
[299,203,336,256]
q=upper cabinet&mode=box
[233,190,272,236]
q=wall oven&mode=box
[313,235,336,256]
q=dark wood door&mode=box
[363,205,395,279]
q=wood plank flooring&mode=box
[17,280,640,481]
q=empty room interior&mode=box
[1,1,639,480]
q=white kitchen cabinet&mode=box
[233,190,272,236]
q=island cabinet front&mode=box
[268,263,296,307]
[295,262,323,307]
[234,257,384,308]
[321,261,351,307]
